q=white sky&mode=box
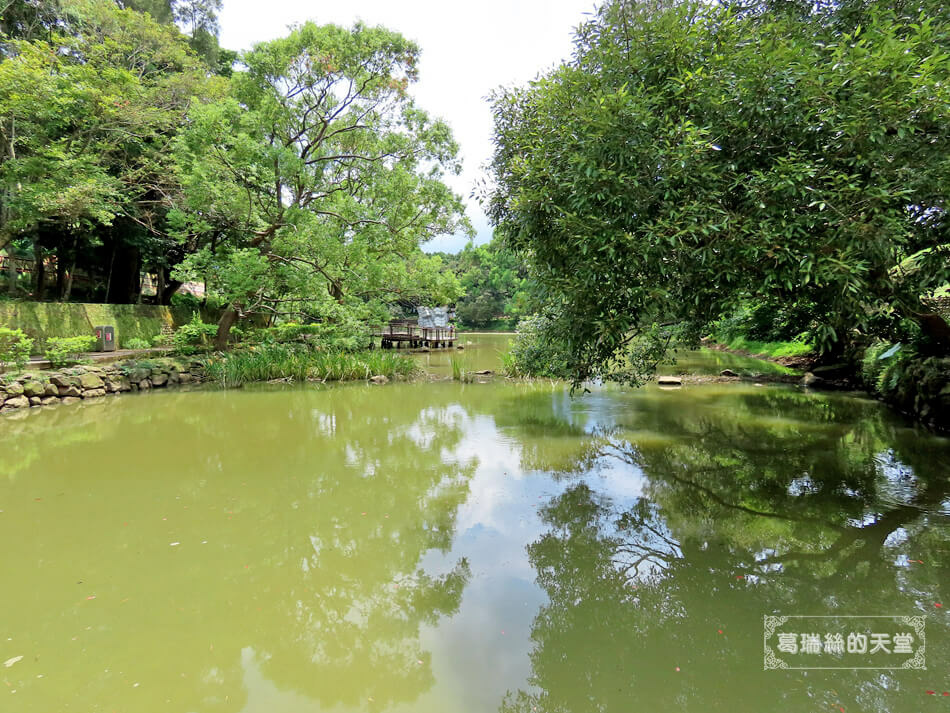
[219,0,597,253]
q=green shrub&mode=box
[172,313,218,355]
[861,342,889,387]
[169,292,202,313]
[860,342,909,395]
[260,320,372,350]
[503,314,571,379]
[45,336,97,367]
[123,337,151,350]
[0,327,33,372]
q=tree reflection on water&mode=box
[500,387,950,713]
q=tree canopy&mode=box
[488,0,950,384]
[0,0,223,302]
[171,21,470,346]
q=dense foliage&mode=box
[502,314,571,378]
[0,0,229,303]
[433,236,533,329]
[488,0,950,385]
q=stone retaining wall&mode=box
[0,358,206,413]
[928,295,950,320]
[0,302,223,353]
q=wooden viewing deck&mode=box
[377,320,456,349]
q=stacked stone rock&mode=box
[0,361,203,413]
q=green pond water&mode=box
[1,335,949,712]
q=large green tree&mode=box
[488,0,950,385]
[172,22,470,348]
[0,0,220,301]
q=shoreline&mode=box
[456,331,517,336]
[0,357,208,415]
[701,339,816,371]
[4,344,946,434]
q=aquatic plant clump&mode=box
[200,344,420,388]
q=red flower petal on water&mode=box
[927,690,935,695]
[735,575,744,580]
[936,603,943,608]
[718,629,723,634]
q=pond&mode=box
[1,334,948,712]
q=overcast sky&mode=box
[218,0,596,253]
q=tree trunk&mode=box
[104,240,116,303]
[5,251,18,294]
[63,234,79,301]
[160,279,183,305]
[913,307,950,355]
[105,241,141,304]
[154,265,165,305]
[214,307,239,351]
[56,242,67,299]
[32,240,45,300]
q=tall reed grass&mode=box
[450,354,476,383]
[200,344,420,388]
[499,349,520,377]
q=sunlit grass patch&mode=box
[719,336,813,359]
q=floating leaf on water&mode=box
[3,656,23,668]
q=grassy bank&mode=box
[711,335,814,360]
[199,345,420,388]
